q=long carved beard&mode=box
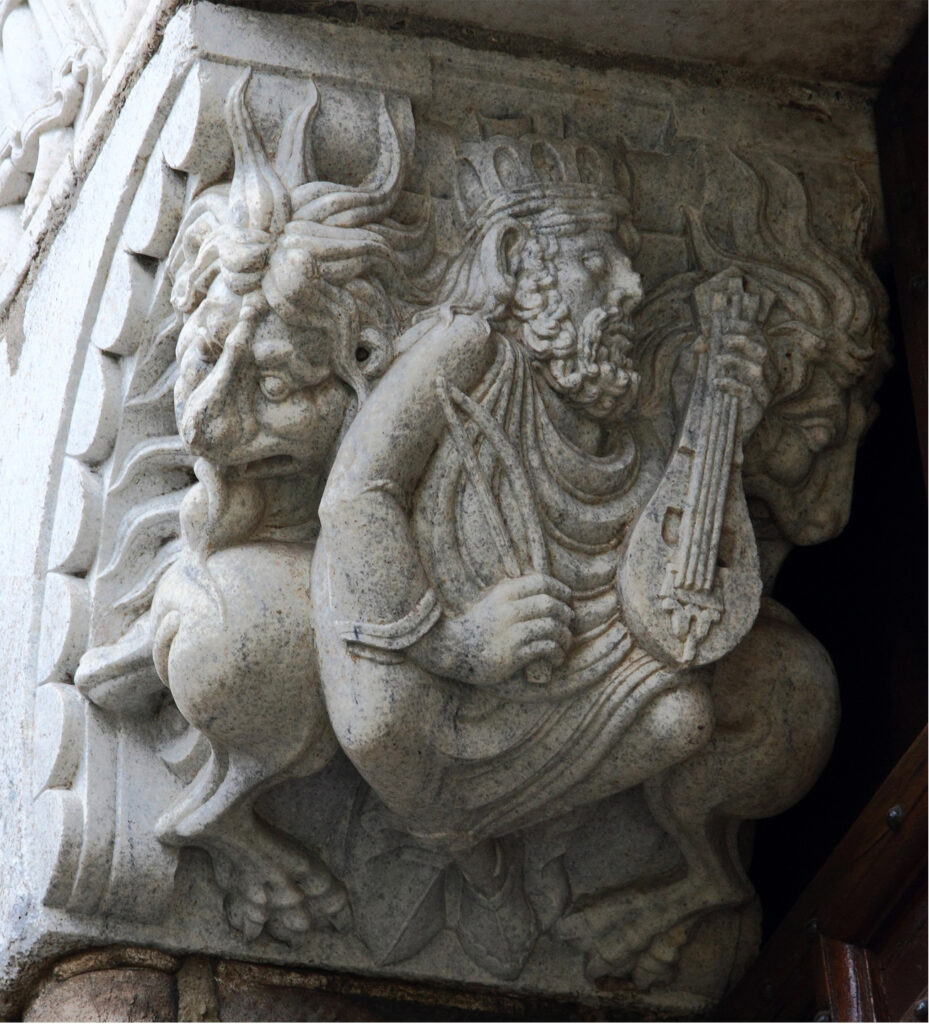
[525,305,640,419]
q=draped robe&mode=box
[314,312,684,849]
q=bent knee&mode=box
[638,675,715,768]
[709,601,839,817]
[163,543,325,759]
[713,601,839,748]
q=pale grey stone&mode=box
[362,0,925,85]
[0,1,892,1016]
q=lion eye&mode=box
[259,374,291,401]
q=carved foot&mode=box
[222,871,350,945]
[583,920,693,989]
[627,923,693,989]
[555,881,730,988]
[211,831,352,944]
[554,898,640,979]
[160,782,352,946]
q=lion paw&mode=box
[556,894,693,989]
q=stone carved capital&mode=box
[2,4,890,1015]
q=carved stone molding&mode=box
[0,3,891,1016]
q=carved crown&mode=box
[456,133,630,223]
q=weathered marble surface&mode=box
[0,0,177,315]
[363,0,926,85]
[0,2,890,1015]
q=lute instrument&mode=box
[618,269,769,669]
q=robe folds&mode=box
[314,312,687,848]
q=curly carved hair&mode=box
[167,71,436,398]
[504,233,640,417]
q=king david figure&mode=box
[312,129,839,986]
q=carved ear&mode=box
[477,216,527,312]
[355,325,393,382]
[497,220,529,277]
[436,215,529,317]
[327,278,396,398]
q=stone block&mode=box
[0,2,893,1016]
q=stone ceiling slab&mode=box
[359,0,925,85]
